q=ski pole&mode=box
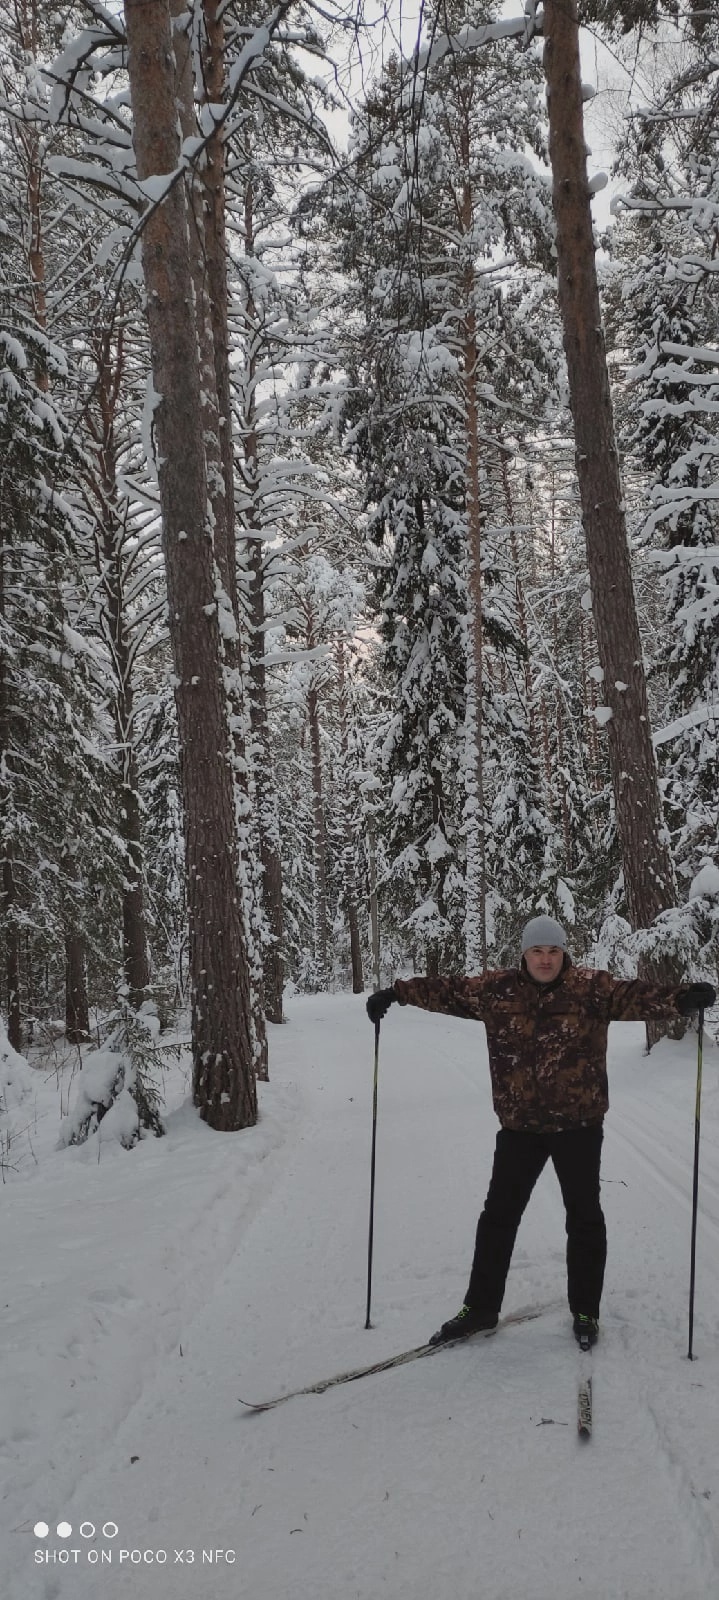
[365,1018,381,1329]
[687,1007,704,1361]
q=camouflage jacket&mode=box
[393,958,686,1133]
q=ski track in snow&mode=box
[2,996,718,1600]
[613,1097,719,1231]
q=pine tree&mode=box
[332,6,558,974]
[0,232,116,1045]
[602,10,719,980]
[124,0,256,1129]
[543,0,683,1022]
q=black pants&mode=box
[465,1126,606,1319]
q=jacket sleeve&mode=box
[595,972,686,1022]
[393,973,502,1021]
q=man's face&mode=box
[524,945,565,984]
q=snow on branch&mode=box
[611,195,719,230]
[40,0,322,312]
[659,341,719,368]
[415,13,539,72]
[45,156,144,213]
[46,25,120,114]
[654,705,714,748]
[264,643,332,668]
[649,544,719,572]
[627,340,719,386]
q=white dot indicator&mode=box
[57,1522,73,1538]
[34,1522,49,1539]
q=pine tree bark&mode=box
[543,0,680,999]
[18,14,93,1017]
[64,849,90,1044]
[579,610,601,788]
[307,680,329,988]
[459,114,488,974]
[2,860,21,1051]
[547,484,572,865]
[336,640,363,993]
[124,0,256,1128]
[239,178,286,1024]
[16,1,47,364]
[503,451,540,759]
[200,0,236,571]
[0,512,21,1050]
[462,278,488,973]
[172,0,268,1077]
[89,326,151,1005]
[367,825,381,990]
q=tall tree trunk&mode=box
[17,1,47,373]
[429,772,447,979]
[367,825,381,990]
[189,3,276,1052]
[200,0,236,575]
[246,537,285,1023]
[198,5,270,966]
[307,681,329,988]
[546,482,572,866]
[459,112,488,974]
[579,610,601,788]
[91,327,151,1005]
[336,640,363,993]
[346,877,364,994]
[540,697,553,800]
[503,450,540,759]
[2,860,21,1052]
[543,0,681,1015]
[63,850,90,1043]
[120,769,150,1002]
[19,11,93,1017]
[172,0,269,1078]
[0,513,21,1050]
[237,176,286,1024]
[124,0,256,1129]
[462,295,488,973]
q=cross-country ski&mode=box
[578,1374,593,1438]
[239,1302,558,1412]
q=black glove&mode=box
[366,987,397,1025]
[676,982,717,1015]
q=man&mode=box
[366,915,715,1347]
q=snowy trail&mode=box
[3,996,719,1600]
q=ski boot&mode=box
[573,1313,599,1350]
[429,1304,499,1347]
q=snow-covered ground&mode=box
[2,994,719,1600]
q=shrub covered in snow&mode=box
[59,1003,167,1150]
[0,1016,37,1176]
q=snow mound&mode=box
[689,861,719,901]
[58,1049,133,1149]
[0,1017,35,1110]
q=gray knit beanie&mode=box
[521,915,567,953]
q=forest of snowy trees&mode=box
[0,0,717,1137]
